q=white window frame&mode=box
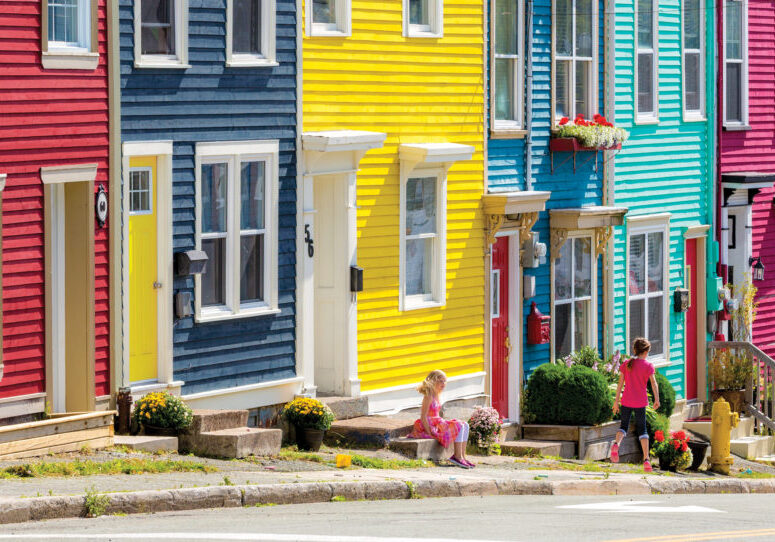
[682,0,705,120]
[491,269,501,319]
[403,0,443,38]
[626,214,671,366]
[42,0,99,70]
[307,0,352,37]
[226,0,277,67]
[552,0,598,124]
[399,168,447,311]
[491,0,524,132]
[128,167,154,216]
[47,0,91,51]
[134,0,190,68]
[634,0,659,123]
[194,140,280,323]
[551,232,597,359]
[723,0,749,127]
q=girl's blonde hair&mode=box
[417,370,446,396]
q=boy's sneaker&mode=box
[610,443,619,463]
[449,456,471,469]
[643,460,653,472]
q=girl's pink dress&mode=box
[407,397,462,447]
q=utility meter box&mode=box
[521,232,547,268]
[674,288,690,312]
[707,276,724,312]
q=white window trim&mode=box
[491,0,524,132]
[551,0,599,124]
[626,214,671,366]
[134,0,190,68]
[128,167,154,216]
[47,0,91,51]
[723,0,749,127]
[550,231,598,360]
[403,0,443,38]
[42,0,99,70]
[634,0,659,124]
[306,0,352,37]
[491,269,501,319]
[399,167,447,311]
[194,140,280,323]
[682,0,706,121]
[226,0,278,67]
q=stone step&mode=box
[318,396,369,421]
[683,402,703,420]
[500,439,575,459]
[179,427,281,458]
[731,435,775,460]
[324,416,415,448]
[388,438,453,461]
[187,410,249,435]
[754,454,775,465]
[114,435,178,454]
[683,416,755,441]
[500,422,520,442]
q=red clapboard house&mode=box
[0,0,110,426]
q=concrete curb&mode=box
[2,477,775,525]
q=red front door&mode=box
[686,239,698,400]
[491,236,510,417]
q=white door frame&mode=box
[49,184,66,412]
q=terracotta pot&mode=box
[295,425,325,451]
[143,424,178,437]
[687,440,709,471]
[710,389,746,414]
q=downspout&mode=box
[525,0,534,191]
[603,0,616,356]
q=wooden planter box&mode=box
[523,420,643,461]
[0,411,115,460]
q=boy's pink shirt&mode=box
[620,357,655,408]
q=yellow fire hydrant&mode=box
[709,398,739,475]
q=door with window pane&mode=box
[554,237,592,358]
[628,231,665,357]
[491,237,510,417]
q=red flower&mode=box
[674,431,687,441]
[673,440,681,450]
[681,442,689,452]
[559,117,570,126]
[574,114,585,122]
[655,430,664,442]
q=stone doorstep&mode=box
[324,416,415,448]
[684,416,755,442]
[500,439,575,459]
[388,438,453,460]
[186,410,250,435]
[731,435,775,460]
[318,396,369,421]
[113,435,178,454]
[179,427,282,459]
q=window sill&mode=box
[682,114,707,123]
[490,128,527,140]
[406,30,443,39]
[135,58,191,69]
[309,28,350,38]
[195,306,281,323]
[226,58,279,68]
[42,50,99,70]
[650,357,671,369]
[723,124,752,132]
[634,116,659,125]
[400,299,445,312]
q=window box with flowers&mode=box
[550,115,629,173]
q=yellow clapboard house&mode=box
[298,0,486,413]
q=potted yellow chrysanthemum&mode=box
[132,391,193,436]
[281,397,335,451]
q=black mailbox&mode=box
[350,265,363,292]
[674,288,690,313]
[175,250,209,276]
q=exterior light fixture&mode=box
[750,256,765,281]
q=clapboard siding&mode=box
[303,0,485,392]
[612,0,715,398]
[119,0,297,395]
[0,0,111,400]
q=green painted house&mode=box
[608,0,718,401]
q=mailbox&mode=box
[175,250,209,276]
[350,265,364,292]
[527,302,551,345]
[673,288,690,312]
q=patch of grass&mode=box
[84,487,110,518]
[276,449,327,463]
[331,495,347,502]
[350,454,430,470]
[734,470,775,479]
[0,458,216,479]
[222,476,233,486]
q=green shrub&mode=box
[645,407,670,444]
[648,372,676,417]
[523,363,567,424]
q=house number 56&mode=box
[304,225,314,258]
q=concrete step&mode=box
[388,438,453,460]
[683,416,755,441]
[114,435,178,453]
[500,439,575,459]
[754,455,775,465]
[179,427,281,458]
[731,435,775,460]
[500,422,520,442]
[318,396,369,421]
[324,416,415,448]
[683,401,703,420]
[187,410,249,434]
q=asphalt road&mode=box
[1,494,775,542]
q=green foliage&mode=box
[557,346,621,384]
[648,372,676,417]
[645,407,670,444]
[281,397,336,431]
[132,391,193,430]
[0,458,214,479]
[84,487,110,518]
[523,363,567,424]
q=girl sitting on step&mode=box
[407,370,474,469]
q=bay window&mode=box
[628,228,667,359]
[554,236,594,358]
[554,0,597,122]
[683,0,705,118]
[135,0,188,67]
[493,0,524,130]
[404,0,443,37]
[636,0,658,120]
[724,0,748,126]
[227,0,276,66]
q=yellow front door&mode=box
[129,157,159,382]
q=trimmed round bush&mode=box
[523,363,567,424]
[648,372,676,417]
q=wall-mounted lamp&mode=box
[750,256,765,281]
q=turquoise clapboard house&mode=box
[609,0,717,400]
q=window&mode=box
[400,173,445,310]
[635,0,658,120]
[308,0,351,36]
[683,0,704,118]
[628,229,667,359]
[724,0,748,126]
[195,141,279,321]
[129,169,153,215]
[227,0,276,66]
[42,0,98,69]
[554,0,597,122]
[491,269,501,319]
[492,0,523,130]
[404,0,443,37]
[554,236,593,358]
[135,0,189,67]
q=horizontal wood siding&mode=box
[612,0,715,397]
[119,0,297,395]
[303,0,485,392]
[0,0,110,399]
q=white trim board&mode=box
[40,164,98,184]
[363,372,486,415]
[182,376,304,410]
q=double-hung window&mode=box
[43,0,98,69]
[554,0,597,122]
[635,0,658,121]
[227,0,276,66]
[135,0,189,67]
[492,0,524,131]
[628,227,667,360]
[724,0,748,126]
[404,0,443,37]
[308,0,351,36]
[683,0,705,118]
[554,236,594,358]
[195,141,279,322]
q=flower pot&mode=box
[710,389,746,414]
[686,440,709,471]
[658,457,677,472]
[142,424,178,437]
[295,425,325,451]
